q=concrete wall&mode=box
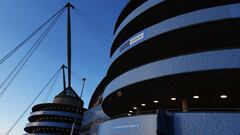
[96,112,240,135]
[98,114,157,135]
[173,112,240,135]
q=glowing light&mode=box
[193,96,199,99]
[154,100,159,103]
[133,107,137,110]
[171,98,176,101]
[220,95,227,99]
[141,103,146,106]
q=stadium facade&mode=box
[82,1,240,135]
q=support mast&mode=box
[66,3,74,89]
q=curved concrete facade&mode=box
[111,3,240,63]
[98,115,157,135]
[114,0,164,37]
[173,112,240,135]
[97,112,240,135]
[98,1,240,116]
[111,1,240,55]
[104,48,240,99]
[84,1,240,135]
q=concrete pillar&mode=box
[136,108,140,115]
[181,97,188,112]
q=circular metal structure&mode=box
[24,87,86,134]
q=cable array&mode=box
[0,6,66,65]
[0,8,65,99]
[73,8,112,56]
[42,70,61,102]
[5,68,61,135]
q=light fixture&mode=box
[129,110,133,113]
[133,107,137,110]
[141,103,146,106]
[220,95,227,99]
[171,98,176,101]
[193,96,199,99]
[154,100,159,103]
[128,113,131,116]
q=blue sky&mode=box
[0,0,128,134]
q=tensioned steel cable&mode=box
[42,69,61,102]
[73,10,111,54]
[74,12,109,55]
[0,9,65,98]
[70,78,86,135]
[81,14,111,50]
[0,9,64,98]
[74,9,112,48]
[75,8,112,45]
[79,12,112,45]
[5,68,61,135]
[0,6,66,65]
[71,69,98,86]
[75,7,112,36]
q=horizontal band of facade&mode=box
[112,1,240,55]
[111,3,240,59]
[98,112,240,135]
[25,121,81,129]
[29,110,82,120]
[114,0,147,33]
[114,0,163,36]
[98,114,156,135]
[27,133,56,135]
[104,48,240,99]
[32,103,85,113]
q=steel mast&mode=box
[66,2,74,91]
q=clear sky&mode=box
[0,0,128,134]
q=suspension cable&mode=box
[0,6,66,65]
[75,13,109,54]
[0,9,65,98]
[77,12,112,46]
[82,15,111,50]
[75,8,112,44]
[42,69,61,102]
[71,69,98,87]
[73,10,111,55]
[70,78,86,135]
[74,10,112,48]
[75,7,112,35]
[5,68,61,135]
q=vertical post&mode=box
[66,2,74,88]
[61,65,67,91]
[80,78,86,98]
[181,97,188,112]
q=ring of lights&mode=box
[29,111,82,120]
